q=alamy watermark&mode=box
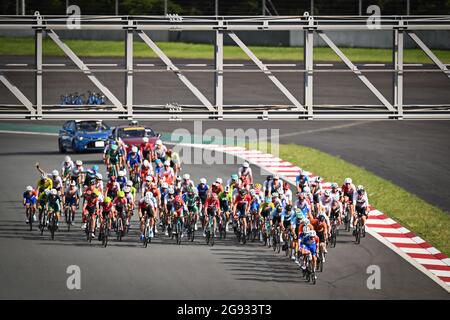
[366,265,381,290]
[66,265,81,290]
[367,5,381,30]
[171,121,279,168]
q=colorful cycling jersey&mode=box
[250,197,261,212]
[113,197,127,210]
[48,196,61,212]
[154,145,167,159]
[183,193,200,208]
[355,192,369,208]
[294,199,310,218]
[85,194,98,208]
[197,183,209,200]
[218,191,232,203]
[71,166,84,178]
[281,208,293,222]
[61,162,74,177]
[295,174,309,187]
[205,197,220,210]
[161,167,174,184]
[101,202,113,213]
[23,190,37,204]
[234,194,251,206]
[117,176,127,189]
[127,152,141,167]
[341,183,356,202]
[138,198,157,210]
[37,178,53,193]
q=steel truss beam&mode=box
[228,32,305,112]
[0,73,35,114]
[318,31,396,113]
[46,30,125,111]
[137,30,216,112]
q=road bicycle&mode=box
[205,213,215,247]
[48,209,57,240]
[354,212,366,244]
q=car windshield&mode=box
[76,121,109,132]
[118,127,146,138]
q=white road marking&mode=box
[5,63,28,67]
[0,130,58,136]
[272,121,374,139]
[136,63,155,67]
[224,64,245,67]
[85,63,118,67]
[315,63,334,67]
[361,64,386,67]
[404,64,424,67]
[265,64,297,67]
[184,64,207,67]
[42,63,66,67]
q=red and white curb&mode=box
[185,143,450,292]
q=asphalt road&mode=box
[0,132,448,299]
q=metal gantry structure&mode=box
[0,14,449,120]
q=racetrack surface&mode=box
[0,132,448,299]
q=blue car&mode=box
[58,120,112,153]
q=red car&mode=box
[110,124,160,153]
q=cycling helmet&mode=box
[331,182,338,188]
[117,191,125,198]
[285,204,292,212]
[64,156,71,163]
[50,189,57,196]
[318,214,326,221]
[95,173,103,180]
[118,170,126,177]
[324,190,331,197]
[224,186,230,193]
[156,139,162,146]
[272,192,279,198]
[123,186,131,193]
[52,170,59,177]
[164,160,170,166]
[75,160,83,166]
[111,144,118,151]
[302,218,310,226]
[44,189,51,195]
[303,186,311,194]
[265,196,271,203]
[266,175,273,180]
[273,174,280,180]
[254,183,262,190]
[130,146,137,153]
[199,178,207,184]
[143,160,150,168]
[70,180,77,186]
[187,186,194,194]
[215,177,223,184]
[310,230,317,237]
[357,185,364,191]
[93,190,101,197]
[145,176,152,182]
[26,186,33,192]
[231,174,238,181]
[168,187,175,195]
[40,174,47,180]
[161,182,169,189]
[155,159,162,165]
[126,180,133,187]
[144,194,153,205]
[183,173,190,180]
[250,189,256,196]
[243,162,249,168]
[176,175,182,181]
[314,176,322,183]
[104,197,111,203]
[344,177,352,184]
[92,165,99,172]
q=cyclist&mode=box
[126,180,137,201]
[310,176,323,214]
[299,229,319,280]
[64,180,79,225]
[197,178,209,206]
[140,137,154,162]
[117,170,128,190]
[218,185,233,232]
[342,177,357,224]
[47,189,62,229]
[161,160,175,185]
[140,160,153,184]
[211,178,224,195]
[166,149,181,175]
[295,169,310,193]
[82,189,100,238]
[183,186,201,232]
[153,139,167,163]
[138,192,158,241]
[238,161,253,185]
[268,175,283,197]
[105,144,121,177]
[263,175,272,197]
[123,186,135,229]
[181,174,195,193]
[320,189,333,217]
[330,182,341,202]
[99,196,114,236]
[106,175,120,200]
[353,185,369,235]
[283,183,293,205]
[163,187,175,235]
[203,192,220,237]
[232,188,251,237]
[94,173,104,196]
[126,146,142,182]
[259,196,275,224]
[112,191,128,234]
[314,213,329,261]
[154,159,164,182]
[71,160,84,190]
[23,186,37,224]
[171,194,186,236]
[83,165,99,187]
[60,156,74,188]
[330,199,343,226]
[294,192,311,220]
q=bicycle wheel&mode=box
[50,214,56,240]
[28,208,33,231]
[66,208,71,232]
[103,224,109,248]
[176,222,182,245]
[117,218,123,241]
[355,221,361,244]
[210,228,215,247]
[143,222,149,248]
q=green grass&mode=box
[1,36,450,63]
[249,143,450,257]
